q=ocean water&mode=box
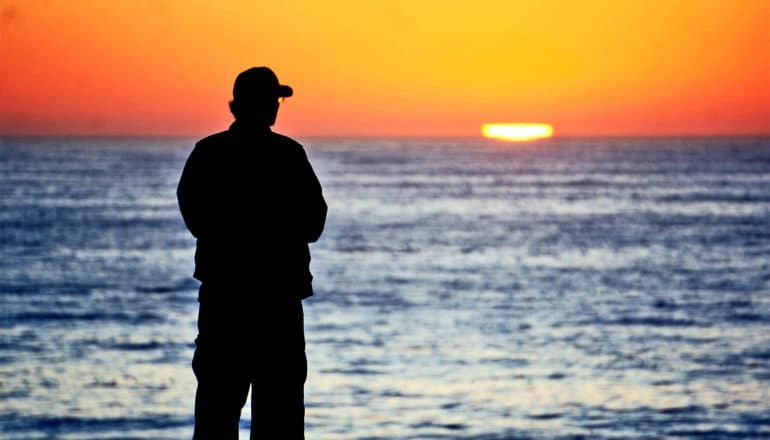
[1,135,769,439]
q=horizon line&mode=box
[1,132,770,140]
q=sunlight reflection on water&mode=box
[0,137,769,438]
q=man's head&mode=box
[229,67,293,127]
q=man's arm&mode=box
[297,148,327,243]
[177,143,208,238]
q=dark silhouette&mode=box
[177,67,327,439]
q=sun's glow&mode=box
[482,123,554,141]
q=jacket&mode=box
[177,121,327,300]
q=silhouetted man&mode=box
[177,67,327,439]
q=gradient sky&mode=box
[1,0,768,137]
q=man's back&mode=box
[178,122,327,300]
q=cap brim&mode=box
[277,85,293,98]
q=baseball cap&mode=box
[233,67,293,101]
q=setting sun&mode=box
[481,123,554,141]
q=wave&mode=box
[0,413,192,434]
[1,311,163,326]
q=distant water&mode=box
[1,136,769,439]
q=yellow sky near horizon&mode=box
[1,0,768,137]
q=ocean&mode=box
[1,136,769,439]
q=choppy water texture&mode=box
[1,136,769,439]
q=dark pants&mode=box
[192,283,307,440]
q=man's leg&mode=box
[248,299,307,440]
[193,283,254,439]
[192,337,251,440]
[249,350,307,440]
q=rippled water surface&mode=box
[1,136,769,439]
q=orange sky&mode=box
[1,0,768,137]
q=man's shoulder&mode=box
[269,131,304,151]
[269,132,310,164]
[195,130,232,149]
[188,131,233,161]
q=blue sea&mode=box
[1,136,769,439]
